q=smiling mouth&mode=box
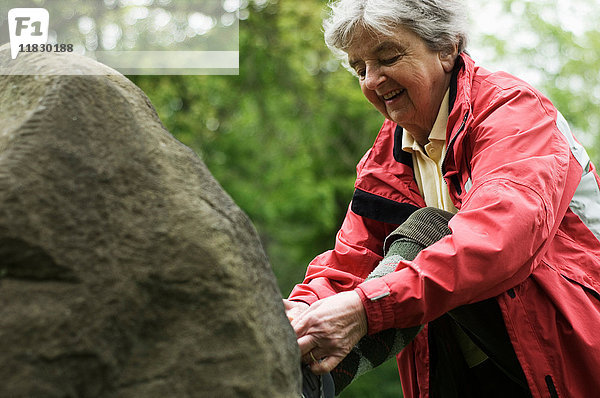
[382,89,405,101]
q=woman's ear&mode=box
[439,44,459,72]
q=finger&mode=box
[302,347,327,364]
[301,353,312,364]
[283,300,296,321]
[285,308,299,322]
[310,355,341,375]
[290,310,310,334]
[297,334,318,356]
[282,299,295,311]
[284,299,308,312]
[292,305,313,330]
[284,300,305,322]
[302,351,320,365]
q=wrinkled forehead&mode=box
[340,23,390,52]
[345,24,414,61]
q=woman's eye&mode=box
[381,55,400,65]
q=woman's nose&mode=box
[363,66,385,90]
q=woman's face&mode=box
[347,26,456,144]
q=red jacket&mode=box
[289,53,600,398]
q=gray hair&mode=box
[323,0,469,59]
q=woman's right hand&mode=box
[283,299,309,322]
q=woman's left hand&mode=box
[291,291,367,374]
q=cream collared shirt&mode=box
[402,89,457,214]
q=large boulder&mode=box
[0,45,301,397]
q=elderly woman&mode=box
[286,0,600,397]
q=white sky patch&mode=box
[555,1,596,36]
[221,13,236,27]
[467,0,600,70]
[153,8,172,29]
[119,0,153,6]
[188,12,216,35]
[223,0,242,13]
[78,16,95,34]
[101,23,122,50]
[124,7,150,25]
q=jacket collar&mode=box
[442,52,476,200]
[447,52,475,144]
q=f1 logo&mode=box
[8,8,49,60]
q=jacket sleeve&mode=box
[288,120,415,305]
[288,204,395,305]
[356,84,584,333]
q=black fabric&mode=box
[449,299,530,390]
[302,364,322,398]
[393,125,414,167]
[545,375,559,398]
[428,298,531,397]
[469,359,532,398]
[301,364,335,398]
[351,188,420,225]
[429,315,479,398]
[428,313,532,398]
[448,56,463,114]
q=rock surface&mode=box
[0,45,301,397]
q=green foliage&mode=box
[474,0,600,162]
[131,0,384,298]
[338,359,403,398]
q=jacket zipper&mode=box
[442,110,470,195]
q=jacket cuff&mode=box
[288,285,320,306]
[355,278,397,334]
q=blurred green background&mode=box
[124,0,600,396]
